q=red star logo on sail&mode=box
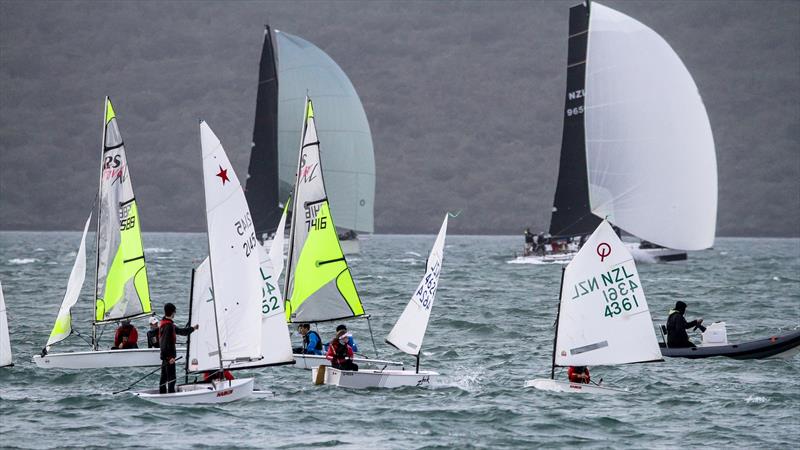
[216,166,230,185]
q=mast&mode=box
[282,96,310,306]
[184,268,196,384]
[550,266,566,380]
[92,97,108,350]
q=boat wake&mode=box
[144,247,173,254]
[7,258,38,265]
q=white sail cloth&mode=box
[554,220,662,367]
[200,122,263,366]
[0,281,12,367]
[386,215,448,356]
[46,213,92,347]
[584,2,717,251]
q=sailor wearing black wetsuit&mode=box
[158,303,196,394]
[666,301,705,348]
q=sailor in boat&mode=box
[146,316,160,348]
[323,324,359,353]
[158,303,198,394]
[326,329,358,371]
[202,369,234,383]
[567,366,591,384]
[666,301,706,348]
[293,323,323,355]
[111,320,139,350]
[524,228,535,256]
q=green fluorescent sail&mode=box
[95,97,151,322]
[286,201,363,321]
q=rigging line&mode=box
[366,315,379,358]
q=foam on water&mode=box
[8,258,38,265]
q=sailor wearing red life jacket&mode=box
[326,330,358,371]
[567,366,590,384]
[112,320,139,349]
[203,370,235,382]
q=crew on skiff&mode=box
[146,316,160,348]
[294,323,323,355]
[112,320,138,350]
[324,324,358,353]
[326,329,358,371]
[666,301,705,348]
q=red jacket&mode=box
[326,339,353,366]
[203,370,234,382]
[114,324,139,349]
[567,366,590,384]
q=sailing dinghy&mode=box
[284,97,402,370]
[34,98,160,369]
[0,281,13,368]
[313,215,448,389]
[525,220,663,395]
[134,122,270,404]
[515,1,717,264]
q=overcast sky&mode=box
[1,0,798,236]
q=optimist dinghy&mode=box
[134,122,274,404]
[313,215,448,389]
[34,98,161,370]
[283,97,402,370]
[526,220,663,395]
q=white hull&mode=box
[32,348,184,369]
[293,353,403,370]
[508,252,575,265]
[524,378,628,395]
[625,243,687,262]
[339,238,360,255]
[313,366,438,389]
[133,377,254,404]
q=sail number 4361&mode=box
[602,280,640,318]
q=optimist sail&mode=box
[188,258,218,372]
[95,97,151,322]
[584,3,717,250]
[200,121,263,366]
[46,213,92,348]
[284,98,364,323]
[554,220,662,367]
[0,281,12,367]
[386,215,448,356]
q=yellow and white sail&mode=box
[284,98,364,323]
[95,97,151,322]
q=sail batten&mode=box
[95,97,151,323]
[284,98,364,324]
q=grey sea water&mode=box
[0,232,798,449]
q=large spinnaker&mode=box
[275,30,375,234]
[386,215,447,356]
[46,213,92,348]
[554,220,662,367]
[200,122,263,365]
[246,25,284,240]
[0,281,11,367]
[95,98,151,322]
[584,3,717,250]
[284,98,364,323]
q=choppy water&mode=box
[0,232,798,449]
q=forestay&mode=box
[275,31,375,234]
[284,98,364,323]
[554,220,662,367]
[386,215,448,355]
[46,213,92,347]
[200,122,263,365]
[95,97,152,322]
[584,3,717,250]
[0,280,12,367]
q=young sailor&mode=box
[324,324,359,353]
[567,366,590,384]
[158,303,197,394]
[146,316,160,348]
[326,330,358,371]
[294,323,323,355]
[112,320,139,349]
[666,301,705,348]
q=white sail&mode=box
[269,207,288,280]
[584,3,717,251]
[554,220,662,367]
[386,215,448,356]
[276,30,375,234]
[0,281,12,367]
[46,213,92,348]
[200,121,263,365]
[188,257,218,372]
